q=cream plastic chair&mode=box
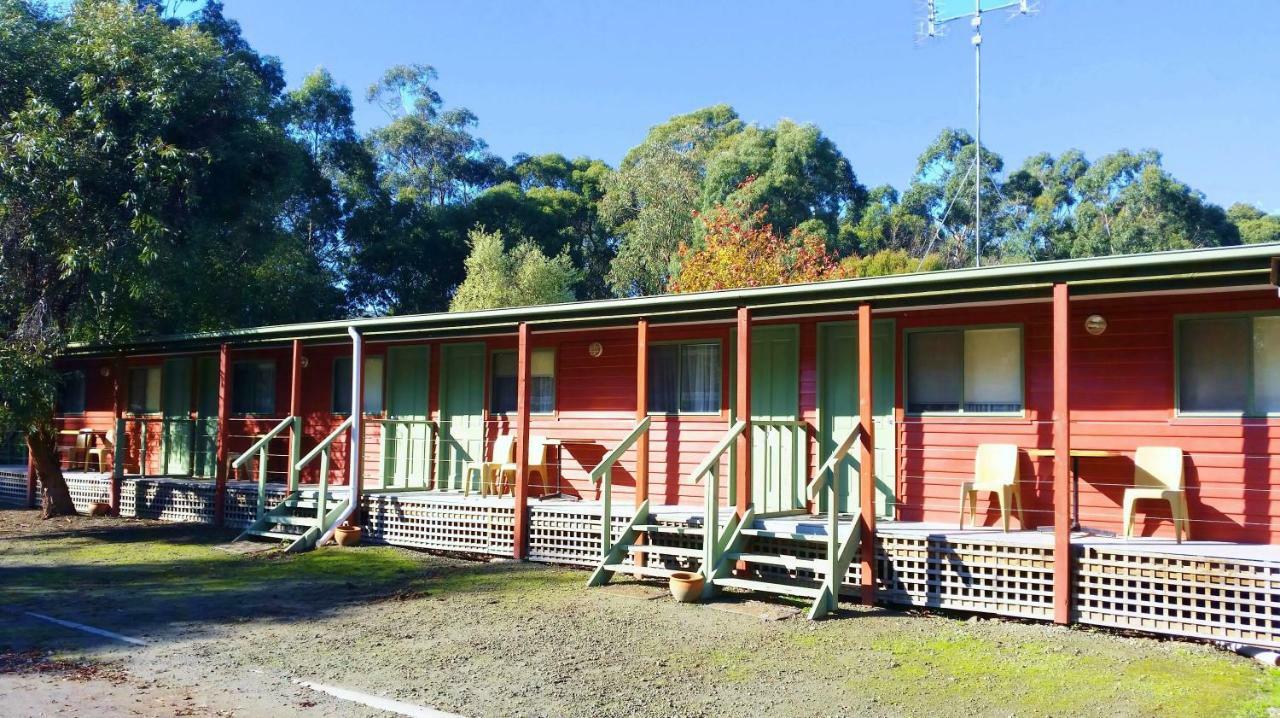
[1123,446,1189,543]
[85,429,115,473]
[57,431,90,471]
[464,435,515,496]
[495,435,550,497]
[959,443,1025,532]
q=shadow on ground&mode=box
[0,518,563,652]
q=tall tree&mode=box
[1227,203,1280,246]
[449,227,578,311]
[0,0,341,515]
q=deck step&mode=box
[725,552,824,571]
[248,529,307,541]
[621,544,703,559]
[268,515,319,527]
[635,524,705,536]
[740,528,831,544]
[602,563,682,580]
[711,576,824,599]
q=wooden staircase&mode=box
[587,421,867,620]
[235,488,349,553]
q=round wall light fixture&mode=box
[1084,315,1107,336]
[588,341,604,358]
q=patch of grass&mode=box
[869,627,1276,717]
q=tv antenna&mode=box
[924,0,1032,266]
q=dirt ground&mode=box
[1,508,1278,718]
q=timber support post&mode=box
[25,452,35,509]
[109,355,125,515]
[858,303,876,606]
[514,322,532,560]
[1052,283,1073,624]
[633,318,650,566]
[213,343,231,527]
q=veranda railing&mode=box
[295,415,355,529]
[693,420,748,581]
[590,416,651,556]
[232,416,299,520]
[804,421,864,618]
[375,418,438,491]
[747,419,808,515]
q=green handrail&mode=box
[806,420,862,501]
[693,420,747,582]
[296,415,355,531]
[808,420,864,617]
[233,416,296,519]
[591,416,652,557]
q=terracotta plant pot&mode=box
[334,524,362,547]
[668,571,705,603]
[88,501,112,517]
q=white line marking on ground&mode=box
[293,679,465,718]
[22,611,147,646]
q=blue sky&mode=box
[221,0,1280,211]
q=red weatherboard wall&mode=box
[59,287,1280,544]
[893,289,1280,543]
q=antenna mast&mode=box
[925,0,1032,266]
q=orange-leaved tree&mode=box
[669,203,839,293]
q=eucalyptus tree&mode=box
[0,0,341,515]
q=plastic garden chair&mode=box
[85,429,115,473]
[57,431,91,471]
[1123,446,1189,543]
[464,434,515,497]
[495,435,550,497]
[959,443,1025,531]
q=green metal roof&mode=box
[66,243,1280,357]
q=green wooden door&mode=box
[383,345,430,488]
[749,325,802,514]
[439,343,485,491]
[817,320,895,516]
[193,356,219,479]
[161,357,194,476]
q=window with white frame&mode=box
[128,366,161,414]
[648,341,721,414]
[1178,314,1280,415]
[907,326,1023,414]
[490,349,556,414]
[331,356,385,415]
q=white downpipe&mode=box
[318,326,363,546]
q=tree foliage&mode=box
[449,227,578,311]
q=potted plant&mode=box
[334,520,362,547]
[89,495,112,517]
[668,571,705,603]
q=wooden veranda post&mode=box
[25,453,35,509]
[513,322,532,559]
[1052,283,1072,624]
[634,319,650,567]
[858,303,876,606]
[109,356,126,515]
[289,339,303,492]
[635,319,650,506]
[213,343,231,527]
[735,307,751,518]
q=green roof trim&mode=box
[66,243,1280,357]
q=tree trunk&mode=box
[27,431,76,518]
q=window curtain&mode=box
[679,343,720,413]
[1254,317,1280,414]
[963,327,1022,412]
[490,351,517,413]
